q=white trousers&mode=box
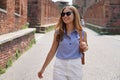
[53,58,83,80]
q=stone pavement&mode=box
[0,31,54,80]
[0,28,120,80]
[82,28,120,80]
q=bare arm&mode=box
[38,32,59,78]
[79,31,89,52]
[83,31,89,52]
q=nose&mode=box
[64,14,67,17]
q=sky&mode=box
[52,0,72,5]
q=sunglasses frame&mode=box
[61,11,72,17]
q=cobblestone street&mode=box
[0,28,120,80]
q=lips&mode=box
[63,18,69,22]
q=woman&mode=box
[38,6,88,80]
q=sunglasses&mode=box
[61,12,72,17]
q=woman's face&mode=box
[61,7,74,24]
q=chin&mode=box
[64,21,70,24]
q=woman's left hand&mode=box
[80,41,88,52]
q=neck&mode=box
[66,23,74,34]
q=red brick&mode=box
[83,0,120,27]
[28,0,59,27]
[0,33,35,68]
[0,0,28,35]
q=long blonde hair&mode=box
[55,6,82,42]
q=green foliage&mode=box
[6,58,12,68]
[46,26,54,32]
[15,49,21,59]
[22,24,29,29]
[26,38,36,51]
[30,39,36,47]
[0,67,6,74]
[0,38,36,75]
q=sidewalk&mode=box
[0,28,120,80]
[0,31,54,80]
[83,27,120,41]
[104,35,120,41]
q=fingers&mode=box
[80,42,87,50]
[38,72,43,79]
[80,44,88,51]
[82,47,87,52]
[81,46,88,52]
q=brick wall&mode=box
[0,32,35,68]
[106,1,120,27]
[28,0,59,27]
[84,1,106,27]
[0,9,7,35]
[72,0,82,15]
[0,0,36,68]
[0,0,28,35]
[40,0,59,25]
[84,0,120,27]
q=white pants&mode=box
[53,58,83,80]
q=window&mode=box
[32,0,38,4]
[0,0,7,10]
[15,0,20,14]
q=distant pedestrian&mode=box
[80,16,85,27]
[38,5,88,80]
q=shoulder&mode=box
[54,29,59,37]
[55,29,59,34]
[81,30,87,37]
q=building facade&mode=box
[28,0,59,27]
[73,0,120,34]
[72,0,82,15]
[84,0,120,27]
[0,0,28,35]
[0,0,35,68]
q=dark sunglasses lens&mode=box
[66,12,71,16]
[61,12,72,17]
[61,13,65,17]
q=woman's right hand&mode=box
[38,70,43,79]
